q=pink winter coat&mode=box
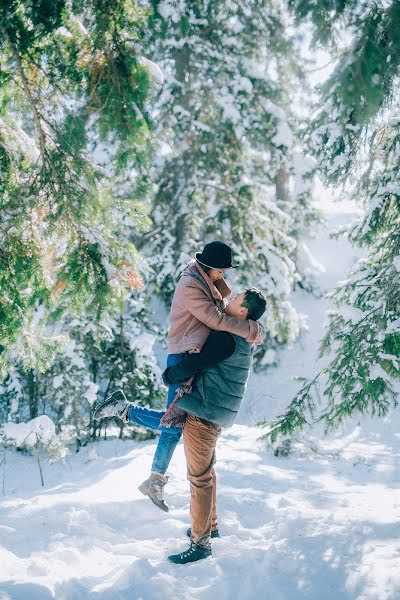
[167,259,261,354]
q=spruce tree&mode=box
[0,0,153,375]
[0,292,165,446]
[0,1,165,440]
[260,0,400,442]
[138,0,319,363]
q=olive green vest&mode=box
[177,334,254,427]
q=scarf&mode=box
[159,378,193,428]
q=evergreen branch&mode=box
[257,372,321,444]
[0,24,47,161]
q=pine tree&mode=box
[138,0,319,363]
[0,1,167,442]
[290,0,400,182]
[260,0,400,442]
[0,0,154,376]
[0,288,166,446]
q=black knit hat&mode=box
[195,241,239,269]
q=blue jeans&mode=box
[127,404,182,435]
[149,352,185,474]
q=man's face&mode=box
[225,291,248,319]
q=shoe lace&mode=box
[153,481,165,500]
[180,544,197,559]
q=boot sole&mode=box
[138,482,170,513]
[168,550,212,564]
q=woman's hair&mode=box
[243,288,267,321]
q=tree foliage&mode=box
[138,0,318,364]
[0,0,153,375]
[0,0,164,442]
[261,0,400,442]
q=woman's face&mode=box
[208,268,226,282]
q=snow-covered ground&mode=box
[1,193,399,600]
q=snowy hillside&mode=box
[1,194,399,600]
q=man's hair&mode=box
[243,288,267,321]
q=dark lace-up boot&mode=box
[168,543,212,564]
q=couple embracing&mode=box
[94,241,266,564]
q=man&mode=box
[94,287,266,565]
[164,287,266,564]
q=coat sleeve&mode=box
[182,285,260,342]
[162,331,236,385]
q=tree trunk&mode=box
[89,356,98,441]
[27,369,38,420]
[275,166,290,203]
[32,444,45,487]
[171,44,193,255]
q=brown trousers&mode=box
[183,413,222,548]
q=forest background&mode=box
[0,0,399,458]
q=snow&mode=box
[262,99,293,147]
[83,381,99,405]
[0,116,40,164]
[52,375,63,390]
[335,305,366,325]
[1,416,56,448]
[0,420,399,599]
[377,353,398,370]
[62,339,86,369]
[369,364,391,382]
[215,91,242,125]
[131,333,156,357]
[242,57,268,80]
[385,318,400,334]
[1,192,399,599]
[157,0,181,22]
[138,57,165,85]
[260,348,278,366]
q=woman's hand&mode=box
[253,323,264,345]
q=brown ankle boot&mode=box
[138,472,170,512]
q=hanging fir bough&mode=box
[0,0,154,376]
[0,1,166,441]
